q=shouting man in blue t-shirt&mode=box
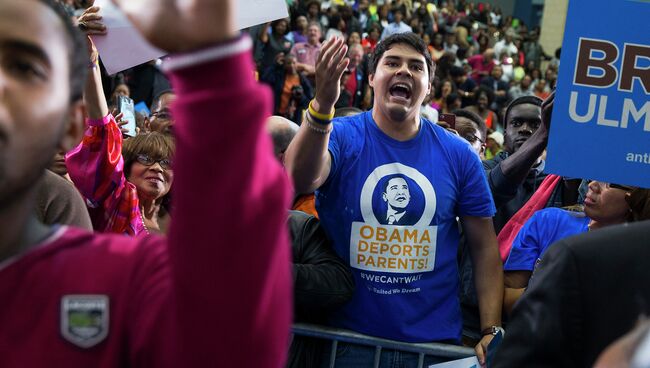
[285,33,503,367]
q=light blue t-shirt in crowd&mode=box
[504,208,590,272]
[316,111,495,343]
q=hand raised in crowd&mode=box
[77,5,106,35]
[313,37,350,114]
[541,90,555,131]
[112,110,139,138]
[111,0,238,53]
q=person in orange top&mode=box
[361,24,381,53]
[466,86,500,131]
[262,53,314,121]
[533,79,550,100]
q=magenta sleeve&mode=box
[65,114,127,208]
[164,47,293,367]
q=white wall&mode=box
[539,0,568,56]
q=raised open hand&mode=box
[313,37,349,113]
[111,0,238,53]
[541,90,555,131]
[77,6,106,35]
[111,110,131,137]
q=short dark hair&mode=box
[449,65,465,78]
[503,95,542,128]
[368,23,382,34]
[474,85,494,105]
[383,174,409,193]
[151,89,175,112]
[334,107,363,118]
[452,109,487,138]
[40,0,89,102]
[369,32,435,82]
[445,92,460,107]
[271,19,289,35]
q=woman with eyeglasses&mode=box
[502,181,650,314]
[66,35,174,236]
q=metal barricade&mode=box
[292,323,475,368]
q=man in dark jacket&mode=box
[493,218,650,368]
[287,211,355,368]
[480,65,510,112]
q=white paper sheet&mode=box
[237,0,289,29]
[90,0,165,75]
[91,0,289,75]
[428,356,480,368]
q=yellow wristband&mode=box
[308,100,335,121]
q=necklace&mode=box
[139,210,151,235]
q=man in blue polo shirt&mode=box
[285,33,503,367]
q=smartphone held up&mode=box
[117,95,137,138]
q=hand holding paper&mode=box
[77,6,107,35]
[92,0,288,74]
[90,0,165,75]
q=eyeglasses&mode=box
[608,183,635,191]
[464,134,485,145]
[136,154,172,170]
[463,134,487,153]
[591,181,635,192]
[150,110,172,120]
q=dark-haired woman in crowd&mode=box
[430,32,446,61]
[443,92,462,114]
[325,14,346,40]
[259,19,294,72]
[362,24,381,53]
[466,86,500,132]
[431,78,455,112]
[66,35,174,236]
[477,32,490,54]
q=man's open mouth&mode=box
[389,83,412,100]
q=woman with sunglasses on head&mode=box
[66,29,174,236]
[502,181,650,314]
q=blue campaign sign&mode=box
[546,0,650,188]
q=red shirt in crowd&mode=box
[0,38,292,368]
[467,54,495,84]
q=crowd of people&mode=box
[252,0,560,143]
[3,0,650,367]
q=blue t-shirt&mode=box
[504,208,590,272]
[316,111,496,343]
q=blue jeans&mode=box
[320,342,449,368]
